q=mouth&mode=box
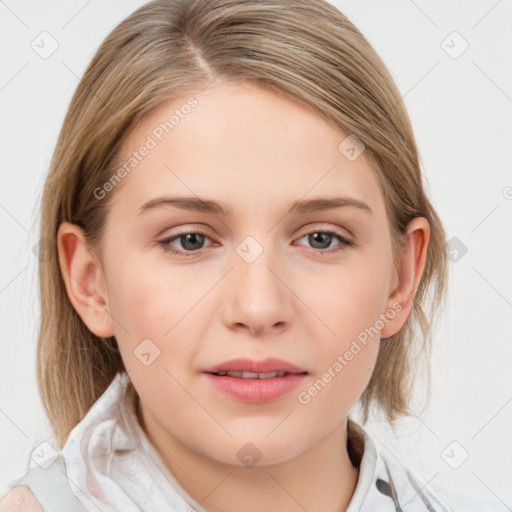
[202,358,308,403]
[202,357,308,375]
[210,370,300,379]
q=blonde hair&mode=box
[37,0,449,448]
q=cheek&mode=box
[301,253,391,346]
[296,287,383,420]
[106,254,217,391]
[108,266,194,414]
[295,253,389,395]
[111,282,170,338]
[106,252,188,335]
[103,258,186,379]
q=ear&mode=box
[380,216,430,338]
[56,221,115,338]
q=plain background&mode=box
[0,0,511,506]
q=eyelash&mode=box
[158,228,355,258]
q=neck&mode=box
[138,403,360,512]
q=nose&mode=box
[221,245,293,337]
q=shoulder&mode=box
[0,486,44,512]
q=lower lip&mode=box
[204,373,307,403]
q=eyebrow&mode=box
[137,195,373,217]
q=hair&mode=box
[36,0,449,448]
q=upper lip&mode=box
[203,357,308,374]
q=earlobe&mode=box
[57,221,115,338]
[381,217,430,338]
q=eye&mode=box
[295,229,354,254]
[158,227,354,258]
[158,229,213,257]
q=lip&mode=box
[202,357,307,374]
[202,358,308,404]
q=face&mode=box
[82,81,403,466]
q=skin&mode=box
[56,81,429,512]
[0,487,43,512]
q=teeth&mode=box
[258,371,286,379]
[217,371,287,378]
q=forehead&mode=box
[111,82,384,220]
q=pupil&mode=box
[182,233,204,250]
[309,232,331,249]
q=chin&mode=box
[201,430,314,468]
